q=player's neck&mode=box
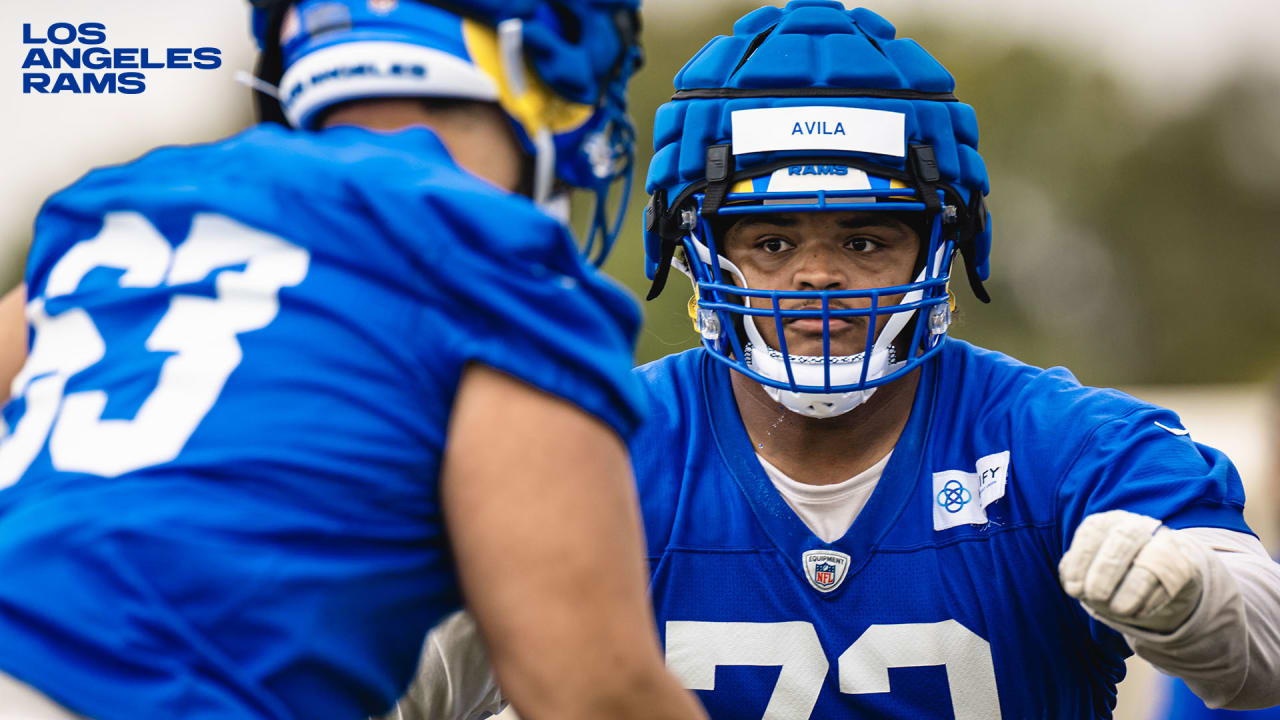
[322,98,524,192]
[730,368,919,486]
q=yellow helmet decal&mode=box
[461,19,596,137]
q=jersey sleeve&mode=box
[1040,393,1253,657]
[1054,403,1253,556]
[419,192,646,441]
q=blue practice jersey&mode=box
[0,124,643,719]
[633,341,1250,719]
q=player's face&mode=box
[721,211,921,357]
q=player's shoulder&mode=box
[939,338,1157,430]
[934,339,1195,504]
[44,123,378,198]
[634,347,706,393]
[47,123,555,227]
[633,349,707,431]
[630,349,710,557]
[36,124,582,281]
[283,125,584,272]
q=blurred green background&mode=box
[595,4,1280,387]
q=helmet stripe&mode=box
[461,19,595,137]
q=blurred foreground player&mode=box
[0,2,706,719]
[400,3,1280,718]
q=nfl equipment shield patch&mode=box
[802,550,851,593]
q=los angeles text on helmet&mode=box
[21,23,222,95]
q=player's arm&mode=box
[0,284,27,403]
[441,364,706,720]
[1060,511,1280,709]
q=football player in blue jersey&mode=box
[396,2,1280,719]
[0,2,709,719]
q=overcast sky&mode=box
[6,0,1279,272]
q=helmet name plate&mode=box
[730,106,905,156]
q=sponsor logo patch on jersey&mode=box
[802,549,851,593]
[932,450,1010,531]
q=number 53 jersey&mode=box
[0,125,643,719]
[633,343,1251,719]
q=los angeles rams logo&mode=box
[787,165,849,177]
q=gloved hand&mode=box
[1059,509,1208,633]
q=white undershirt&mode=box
[756,451,891,544]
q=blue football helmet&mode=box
[249,0,643,264]
[643,0,992,417]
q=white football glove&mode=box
[1059,509,1208,633]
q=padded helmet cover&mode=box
[643,1,991,283]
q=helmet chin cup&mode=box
[741,308,895,419]
[762,384,877,419]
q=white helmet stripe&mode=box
[279,41,499,128]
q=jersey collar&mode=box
[700,347,940,598]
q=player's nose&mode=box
[792,243,847,291]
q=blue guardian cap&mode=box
[642,1,992,417]
[250,0,643,264]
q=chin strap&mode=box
[646,143,734,300]
[645,190,679,300]
[960,192,991,303]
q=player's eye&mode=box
[758,237,793,254]
[846,237,881,253]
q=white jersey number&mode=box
[0,212,309,484]
[666,619,1000,719]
